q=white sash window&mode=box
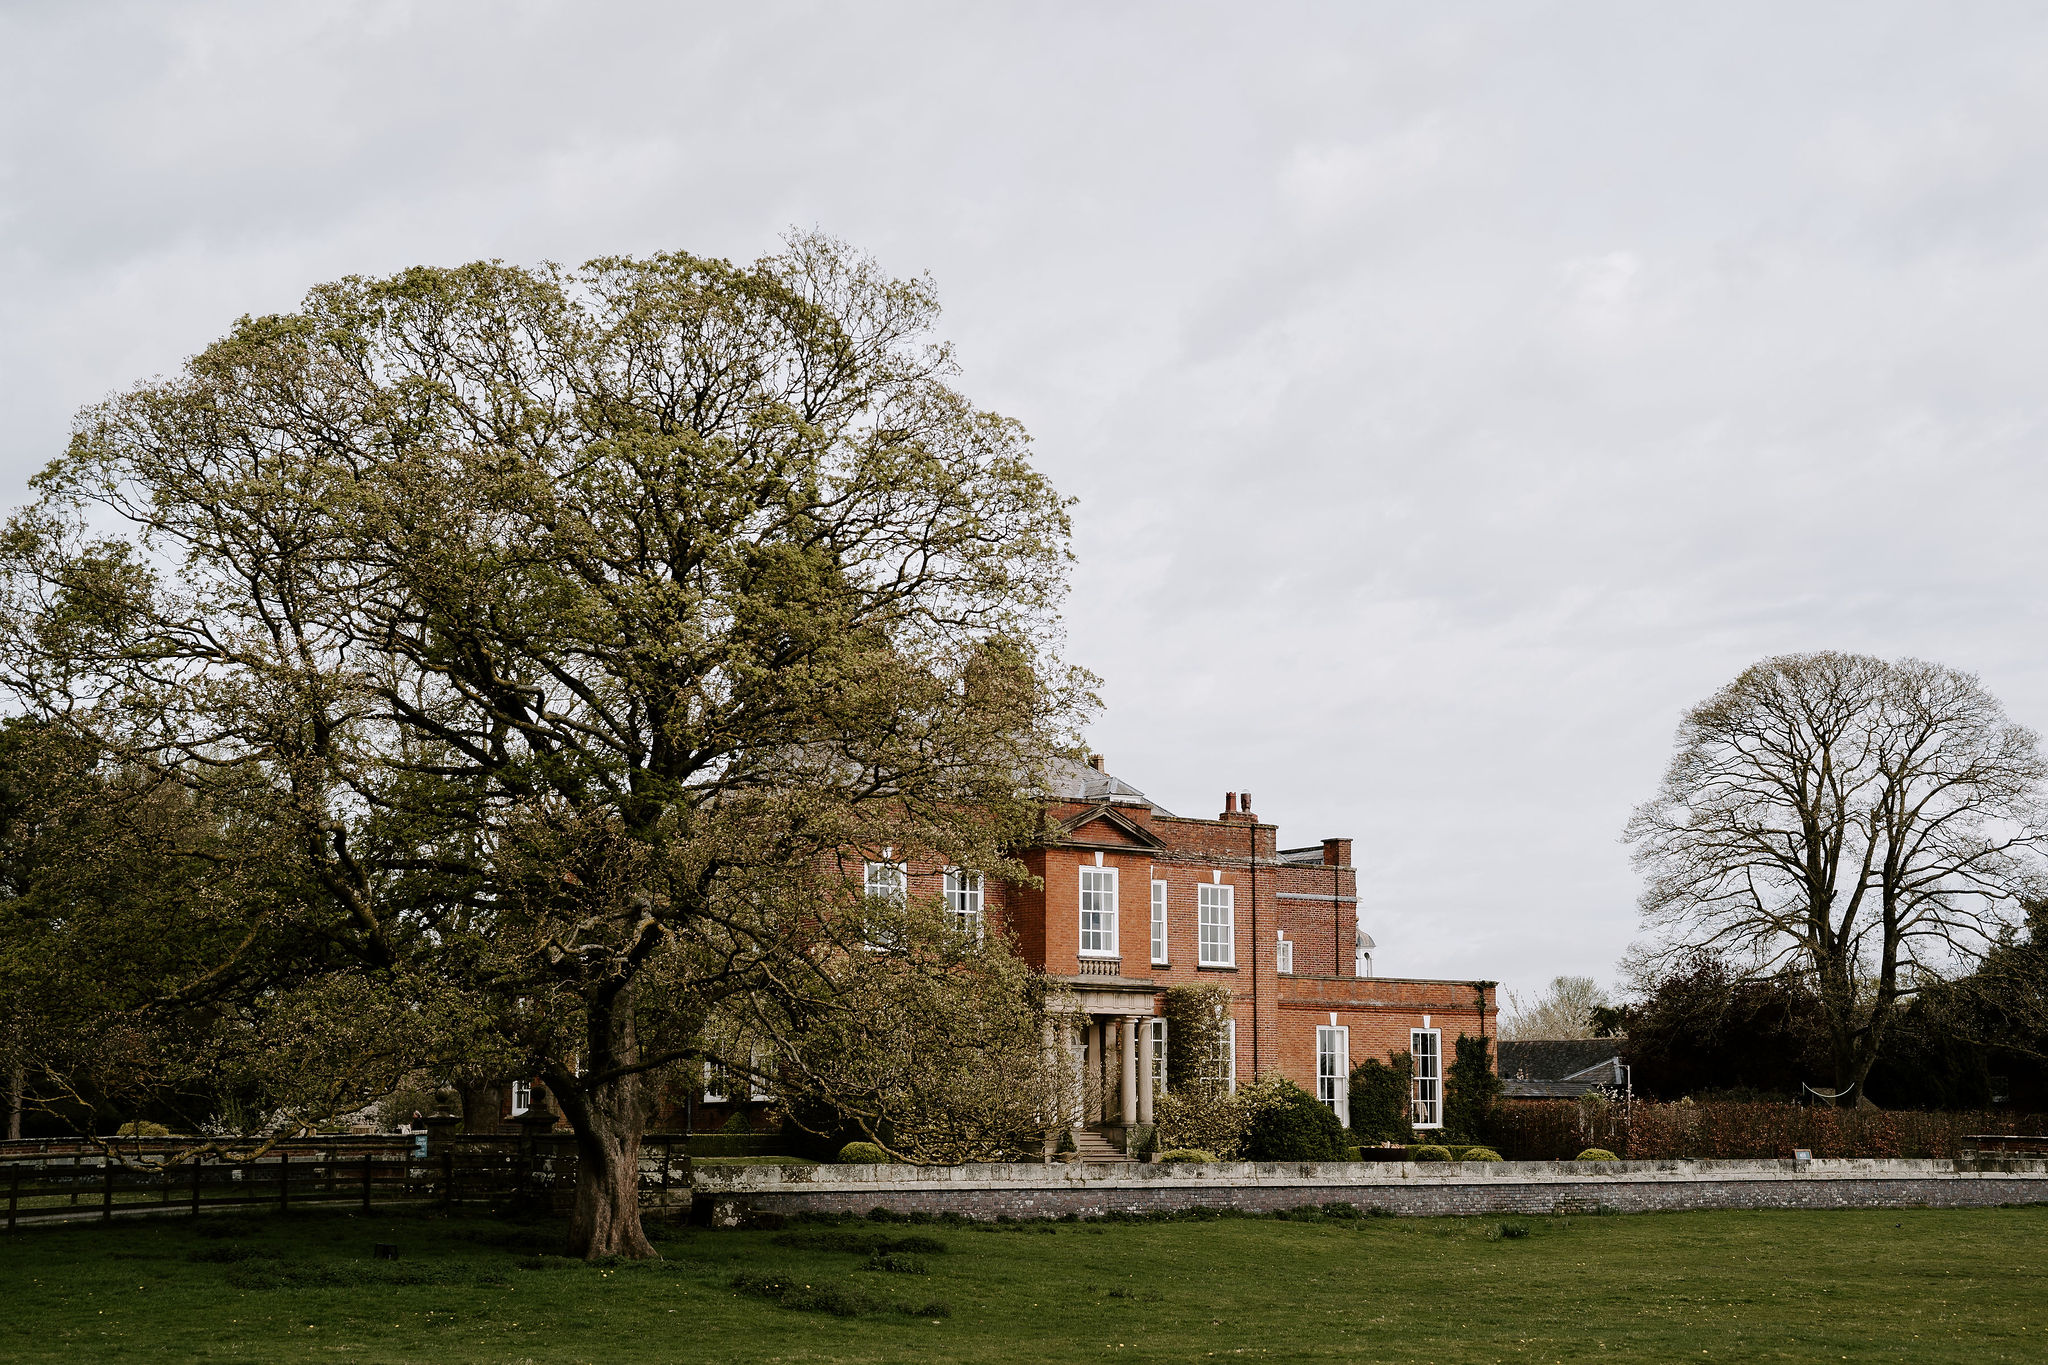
[945,868,984,942]
[1079,866,1119,956]
[1316,1026,1349,1124]
[1198,883,1235,966]
[1411,1028,1442,1129]
[1150,879,1168,963]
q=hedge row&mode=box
[1486,1100,2048,1160]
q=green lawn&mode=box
[1,1203,2043,1363]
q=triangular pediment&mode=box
[1049,802,1169,852]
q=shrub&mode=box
[1152,1086,1246,1159]
[1575,1148,1619,1161]
[1240,1078,1349,1161]
[1155,1148,1217,1163]
[719,1110,754,1135]
[115,1120,171,1138]
[837,1141,892,1164]
[1347,1053,1414,1145]
[1460,1146,1504,1162]
[1408,1144,1452,1162]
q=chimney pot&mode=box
[1223,792,1237,814]
[1088,753,1105,771]
[1240,791,1253,813]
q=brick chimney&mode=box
[1222,792,1237,816]
[1321,838,1351,867]
[1088,753,1105,771]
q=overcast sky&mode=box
[6,2,2048,1007]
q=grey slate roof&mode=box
[1046,758,1172,815]
[1497,1039,1627,1083]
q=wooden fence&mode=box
[0,1132,709,1231]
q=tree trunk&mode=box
[556,1072,657,1260]
[6,1064,21,1140]
[458,1080,499,1134]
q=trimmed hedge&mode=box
[1155,1148,1217,1163]
[1575,1148,1619,1161]
[1459,1146,1504,1162]
[1408,1144,1452,1162]
[686,1133,788,1158]
[837,1141,893,1164]
[1486,1099,2048,1160]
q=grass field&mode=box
[1,1203,2043,1363]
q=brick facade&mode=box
[991,759,1496,1130]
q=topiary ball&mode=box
[1575,1148,1619,1162]
[1460,1147,1504,1162]
[837,1141,892,1164]
[1409,1144,1452,1162]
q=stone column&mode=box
[1082,1018,1099,1126]
[1120,1016,1139,1128]
[1135,1017,1155,1126]
[1097,1020,1114,1123]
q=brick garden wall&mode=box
[690,1157,2048,1226]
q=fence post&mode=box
[191,1159,202,1217]
[278,1149,289,1214]
[361,1155,372,1213]
[102,1160,113,1222]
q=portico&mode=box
[1055,979,1159,1151]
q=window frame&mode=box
[1149,1018,1168,1095]
[1078,865,1120,958]
[509,1079,531,1116]
[1316,1025,1350,1125]
[1150,878,1169,964]
[1216,1018,1237,1093]
[1410,1027,1443,1129]
[701,1060,728,1104]
[1276,933,1294,975]
[944,867,984,943]
[863,859,907,904]
[1197,882,1236,967]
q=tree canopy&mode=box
[0,234,1090,1255]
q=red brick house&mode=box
[858,756,1497,1149]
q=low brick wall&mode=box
[691,1157,2048,1226]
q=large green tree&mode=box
[0,235,1087,1255]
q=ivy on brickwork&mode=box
[1161,984,1235,1092]
[1445,1034,1505,1143]
[1156,984,1244,1156]
[1347,1052,1414,1145]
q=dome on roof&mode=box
[1355,928,1376,950]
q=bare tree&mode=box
[1625,652,2046,1101]
[1500,975,1609,1040]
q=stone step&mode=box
[1072,1128,1134,1163]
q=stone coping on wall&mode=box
[695,1156,2048,1194]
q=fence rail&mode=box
[0,1132,714,1231]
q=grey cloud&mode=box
[6,0,2048,1001]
